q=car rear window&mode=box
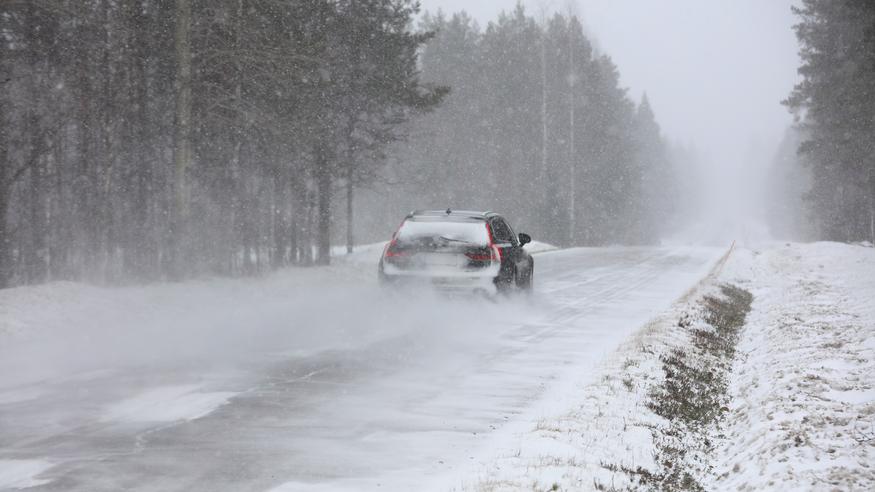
[396,219,489,245]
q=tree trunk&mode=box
[567,14,576,246]
[74,19,98,279]
[240,155,256,276]
[538,17,550,242]
[299,184,315,266]
[26,115,47,284]
[98,0,117,281]
[47,123,65,280]
[315,148,332,266]
[289,172,308,265]
[0,181,9,288]
[346,165,354,254]
[242,234,253,274]
[0,76,9,288]
[273,167,289,268]
[169,0,192,279]
[869,188,874,244]
[0,166,9,287]
[540,26,548,203]
[125,0,152,279]
[227,0,245,274]
[22,2,46,284]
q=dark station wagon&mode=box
[378,210,534,295]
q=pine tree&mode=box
[785,0,875,241]
[633,93,672,244]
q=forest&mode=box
[355,7,676,251]
[1,0,676,288]
[778,0,875,243]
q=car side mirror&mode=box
[518,233,531,246]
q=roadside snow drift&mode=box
[709,243,875,490]
[454,242,875,491]
[102,385,236,423]
[0,461,53,490]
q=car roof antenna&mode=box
[446,208,452,215]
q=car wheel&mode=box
[496,268,515,295]
[518,263,533,293]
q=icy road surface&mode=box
[0,246,723,491]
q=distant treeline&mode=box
[783,0,875,242]
[357,7,676,248]
[0,1,677,289]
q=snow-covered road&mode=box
[0,245,723,491]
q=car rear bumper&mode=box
[379,270,499,295]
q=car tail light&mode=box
[384,239,407,258]
[465,224,501,262]
[386,239,407,258]
[465,250,492,261]
[465,245,500,262]
[382,220,409,259]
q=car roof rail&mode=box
[408,209,494,220]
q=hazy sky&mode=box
[418,0,801,164]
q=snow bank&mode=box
[707,242,875,490]
[524,240,559,255]
[0,460,53,489]
[450,241,875,491]
[102,385,236,423]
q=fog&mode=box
[421,0,801,243]
[0,262,531,389]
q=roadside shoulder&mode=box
[453,245,750,491]
[454,242,875,491]
[707,242,875,490]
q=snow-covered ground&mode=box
[2,241,869,491]
[450,242,875,491]
[709,243,875,490]
[0,242,720,491]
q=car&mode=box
[378,209,534,295]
